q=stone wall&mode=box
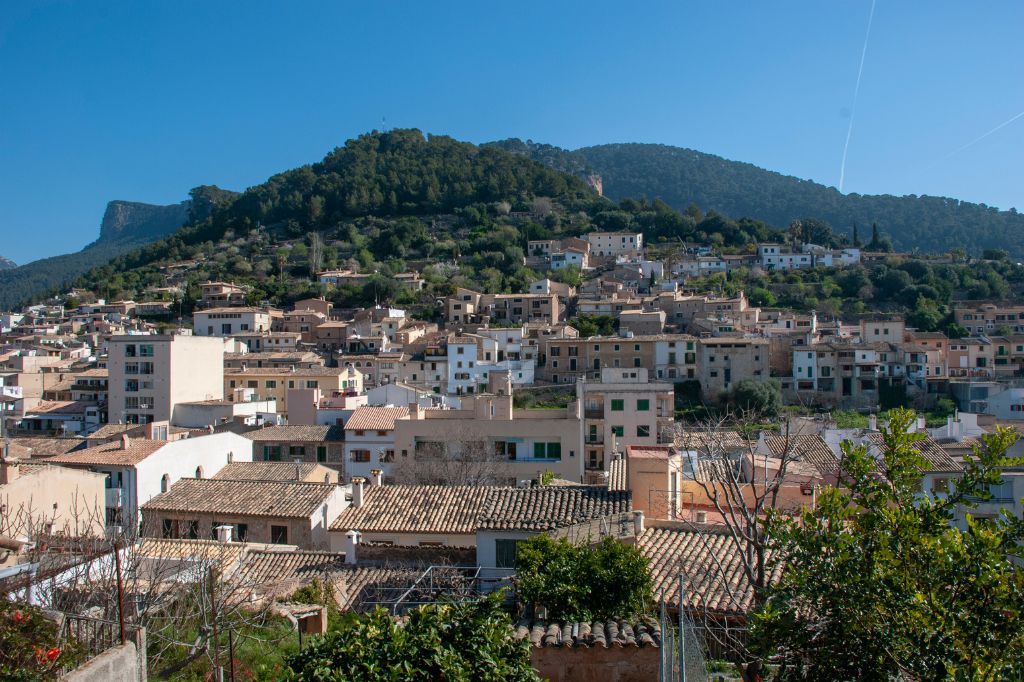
[358,543,475,566]
[530,645,659,682]
[65,639,146,682]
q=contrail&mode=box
[839,0,876,193]
[942,108,1024,160]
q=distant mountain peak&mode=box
[0,256,16,270]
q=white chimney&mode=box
[351,477,366,508]
[215,525,233,543]
[868,414,878,431]
[917,416,926,431]
[370,469,383,487]
[120,433,131,449]
[344,530,360,564]
[695,510,708,524]
[633,510,645,535]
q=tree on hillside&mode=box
[724,379,782,418]
[753,409,1024,680]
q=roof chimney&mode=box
[0,456,20,484]
[215,525,233,543]
[868,414,878,432]
[120,433,131,450]
[344,530,360,565]
[351,476,366,508]
[633,510,645,535]
[370,469,383,487]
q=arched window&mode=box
[195,466,204,479]
[160,474,170,493]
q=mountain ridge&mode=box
[488,139,1024,257]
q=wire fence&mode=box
[659,582,708,682]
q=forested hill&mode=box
[0,187,234,310]
[64,129,609,307]
[488,139,1024,258]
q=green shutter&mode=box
[611,399,624,411]
[547,442,561,459]
[637,399,650,411]
[534,442,546,458]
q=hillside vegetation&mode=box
[489,139,1024,258]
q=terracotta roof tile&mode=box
[48,439,164,466]
[762,434,839,476]
[330,485,490,535]
[513,618,661,649]
[478,487,632,531]
[343,406,409,432]
[8,437,84,458]
[866,433,962,472]
[212,462,333,482]
[143,478,339,518]
[639,524,782,617]
[244,425,344,442]
[608,458,627,492]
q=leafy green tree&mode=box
[515,535,653,621]
[754,409,1024,681]
[725,378,782,418]
[284,594,537,681]
[568,314,617,337]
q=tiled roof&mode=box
[478,487,632,531]
[343,406,409,432]
[244,425,344,442]
[608,458,628,492]
[513,618,661,649]
[626,445,675,459]
[639,524,782,617]
[866,433,962,472]
[87,423,137,440]
[235,549,348,591]
[212,462,331,482]
[143,478,338,519]
[676,430,748,452]
[47,439,164,466]
[330,485,491,535]
[762,434,839,476]
[8,437,84,458]
[24,400,92,416]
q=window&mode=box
[184,520,199,539]
[351,449,371,462]
[139,344,154,357]
[637,425,650,437]
[289,446,306,457]
[533,442,561,459]
[124,344,137,357]
[270,525,288,544]
[495,539,521,568]
[611,399,625,411]
[317,446,327,463]
[236,523,248,542]
[265,380,277,389]
[637,399,650,411]
[264,446,281,461]
[306,380,319,389]
[161,518,173,538]
[612,425,624,437]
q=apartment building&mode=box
[244,424,346,471]
[947,338,994,380]
[791,341,905,408]
[697,337,770,397]
[446,331,534,395]
[989,335,1024,377]
[108,334,225,425]
[193,307,272,337]
[446,288,561,326]
[392,376,585,484]
[954,302,1024,336]
[582,368,674,472]
[273,310,327,344]
[198,282,247,308]
[586,232,643,258]
[343,406,409,481]
[539,333,698,384]
[224,366,356,417]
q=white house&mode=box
[46,430,254,535]
[193,308,272,337]
[342,406,409,481]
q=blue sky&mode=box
[1,1,1022,264]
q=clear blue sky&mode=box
[2,1,1022,264]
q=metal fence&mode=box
[353,565,514,615]
[659,587,708,682]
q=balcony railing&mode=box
[584,407,604,419]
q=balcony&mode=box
[105,488,124,508]
[584,407,604,419]
[586,435,605,445]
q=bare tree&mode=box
[308,232,324,277]
[675,409,809,681]
[5,512,281,679]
